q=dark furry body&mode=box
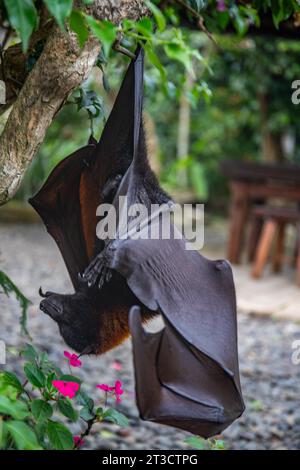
[40,133,170,355]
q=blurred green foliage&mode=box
[145,34,300,206]
[16,33,300,209]
[3,0,300,206]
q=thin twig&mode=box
[113,42,137,59]
[75,416,97,449]
[173,0,218,47]
[0,28,11,81]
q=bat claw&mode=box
[97,267,112,290]
[106,269,112,283]
[83,249,113,290]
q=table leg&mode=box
[252,219,277,279]
[227,182,250,264]
[296,224,300,287]
[272,222,285,273]
[248,216,264,262]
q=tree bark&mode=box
[258,92,284,163]
[176,68,194,187]
[0,0,148,205]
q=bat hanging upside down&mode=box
[29,48,245,437]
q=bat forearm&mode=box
[101,173,123,201]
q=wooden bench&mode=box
[250,205,300,285]
[220,160,300,264]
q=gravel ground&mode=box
[1,222,300,450]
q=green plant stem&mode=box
[76,417,97,448]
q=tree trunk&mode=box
[258,92,284,163]
[0,0,148,205]
[176,69,194,187]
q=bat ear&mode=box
[129,306,147,339]
[39,287,54,298]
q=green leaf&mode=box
[185,435,206,450]
[164,43,191,70]
[145,0,166,32]
[135,17,153,38]
[145,44,166,81]
[0,396,29,420]
[86,16,117,57]
[69,10,89,48]
[46,420,74,450]
[1,371,23,392]
[271,0,293,28]
[102,71,110,93]
[59,374,82,384]
[0,417,7,449]
[46,372,57,392]
[3,0,38,52]
[79,405,95,421]
[43,0,73,31]
[34,421,47,444]
[249,399,264,412]
[0,272,31,337]
[24,363,46,388]
[217,11,230,30]
[230,5,248,36]
[211,439,226,450]
[189,161,208,200]
[6,421,42,450]
[31,399,53,422]
[192,0,205,12]
[76,390,94,409]
[95,406,103,418]
[103,408,129,427]
[164,6,179,26]
[20,343,37,362]
[74,88,104,118]
[57,398,78,422]
[100,429,114,439]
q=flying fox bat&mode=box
[29,48,244,437]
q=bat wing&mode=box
[108,231,245,437]
[29,144,98,290]
[29,50,143,290]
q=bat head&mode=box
[39,289,100,355]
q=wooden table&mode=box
[220,160,300,264]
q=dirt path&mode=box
[1,222,300,450]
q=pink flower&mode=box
[52,380,79,399]
[96,383,115,392]
[64,350,82,367]
[114,380,124,402]
[73,435,84,447]
[111,361,122,371]
[217,0,226,12]
[96,380,124,403]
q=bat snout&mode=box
[40,296,63,322]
